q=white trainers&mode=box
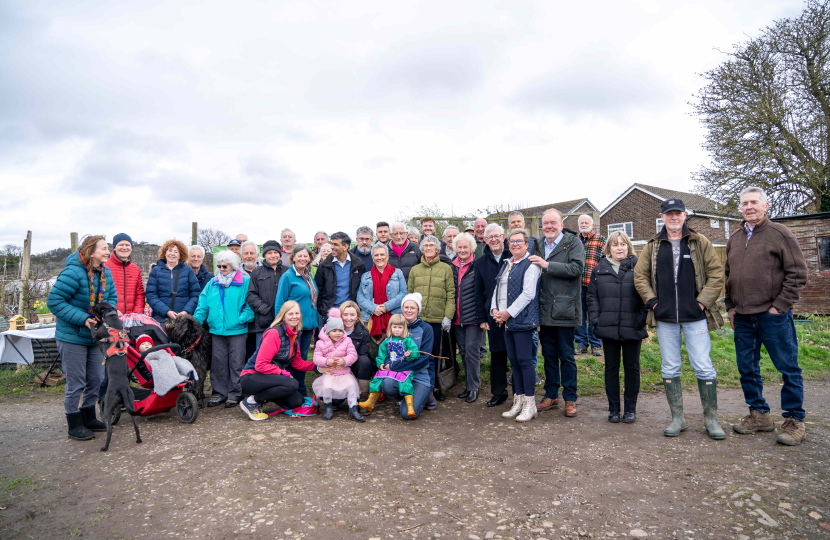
[516,395,538,423]
[502,394,525,418]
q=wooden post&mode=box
[18,231,32,319]
[592,210,601,236]
[70,232,78,252]
[192,222,198,246]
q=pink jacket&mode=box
[313,328,357,376]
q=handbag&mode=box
[436,329,458,393]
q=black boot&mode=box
[81,406,106,432]
[323,402,334,421]
[348,405,366,423]
[66,412,94,441]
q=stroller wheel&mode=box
[99,400,121,426]
[176,392,199,424]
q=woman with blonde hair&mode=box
[145,239,201,324]
[238,300,316,420]
[586,231,648,424]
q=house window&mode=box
[820,237,830,271]
[608,222,633,237]
[710,219,720,228]
[725,221,730,239]
[656,218,664,232]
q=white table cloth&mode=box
[0,327,57,364]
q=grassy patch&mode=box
[0,474,43,502]
[0,367,65,397]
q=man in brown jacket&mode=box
[726,187,808,446]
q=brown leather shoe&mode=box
[564,401,577,417]
[537,397,558,411]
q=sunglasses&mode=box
[217,264,229,269]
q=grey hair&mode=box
[420,235,440,250]
[508,211,524,220]
[314,230,329,241]
[507,228,529,243]
[371,242,390,255]
[240,240,258,253]
[280,228,295,239]
[188,244,206,257]
[355,226,373,238]
[406,226,419,236]
[739,186,768,204]
[391,222,407,232]
[215,250,241,270]
[442,225,459,239]
[577,214,594,225]
[452,232,477,253]
[484,223,504,237]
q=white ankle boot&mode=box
[502,394,525,418]
[516,395,538,422]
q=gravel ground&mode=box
[0,382,828,540]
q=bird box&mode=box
[9,315,26,331]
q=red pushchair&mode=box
[98,315,199,425]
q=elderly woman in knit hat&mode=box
[247,240,287,349]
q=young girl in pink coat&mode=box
[312,308,365,423]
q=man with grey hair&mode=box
[389,222,421,281]
[239,240,260,277]
[312,231,329,258]
[280,228,296,267]
[473,218,488,257]
[440,225,459,263]
[350,226,374,273]
[575,214,605,356]
[726,186,808,446]
[235,234,248,243]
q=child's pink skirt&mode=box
[312,372,359,401]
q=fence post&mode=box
[19,231,32,319]
[192,222,198,246]
[70,232,78,252]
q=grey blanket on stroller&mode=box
[144,351,198,397]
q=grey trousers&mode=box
[455,324,483,393]
[57,340,104,414]
[210,334,248,400]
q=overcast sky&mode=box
[0,0,802,253]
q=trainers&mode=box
[732,409,775,434]
[575,347,588,355]
[591,346,602,356]
[776,418,806,446]
[239,399,267,421]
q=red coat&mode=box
[105,252,146,314]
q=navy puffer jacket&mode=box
[145,259,202,323]
[586,256,648,341]
[451,256,480,325]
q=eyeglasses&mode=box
[485,235,503,241]
[217,265,228,269]
[508,240,526,245]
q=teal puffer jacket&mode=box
[47,251,118,345]
[193,270,256,336]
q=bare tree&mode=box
[197,228,231,253]
[691,0,830,215]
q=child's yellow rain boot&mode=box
[404,395,416,418]
[359,392,380,413]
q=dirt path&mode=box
[0,383,828,540]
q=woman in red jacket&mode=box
[104,233,145,314]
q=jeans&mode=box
[733,310,804,421]
[574,288,601,348]
[655,319,716,380]
[381,379,432,420]
[531,331,539,368]
[602,339,641,413]
[57,340,105,414]
[454,324,483,393]
[287,329,314,397]
[540,326,578,401]
[210,334,248,400]
[504,330,536,396]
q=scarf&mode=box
[390,240,408,258]
[85,261,106,314]
[369,263,394,339]
[214,269,237,288]
[297,265,318,308]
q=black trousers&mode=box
[489,350,509,398]
[602,339,641,413]
[240,372,304,410]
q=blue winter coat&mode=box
[47,251,118,345]
[193,270,255,336]
[145,259,202,323]
[273,266,319,331]
[194,264,214,291]
[356,267,407,323]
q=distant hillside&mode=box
[29,242,162,276]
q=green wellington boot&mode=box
[697,378,725,440]
[663,377,687,437]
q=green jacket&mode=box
[633,227,724,330]
[407,256,456,324]
[531,230,585,327]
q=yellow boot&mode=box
[404,395,416,418]
[359,392,380,413]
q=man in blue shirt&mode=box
[315,232,365,325]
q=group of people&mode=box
[48,186,809,446]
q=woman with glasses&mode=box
[387,222,421,281]
[194,250,255,408]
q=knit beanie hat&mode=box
[136,334,154,350]
[325,307,345,333]
[113,233,133,247]
[262,240,281,256]
[401,292,423,313]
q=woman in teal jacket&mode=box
[194,250,255,408]
[47,235,117,441]
[273,244,317,396]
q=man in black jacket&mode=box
[246,240,287,348]
[315,232,365,325]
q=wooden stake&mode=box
[192,222,198,246]
[70,232,78,252]
[18,231,32,319]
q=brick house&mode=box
[487,198,600,236]
[600,183,742,246]
[770,212,830,316]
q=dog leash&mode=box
[183,334,202,352]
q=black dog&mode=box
[91,302,141,452]
[165,314,212,407]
